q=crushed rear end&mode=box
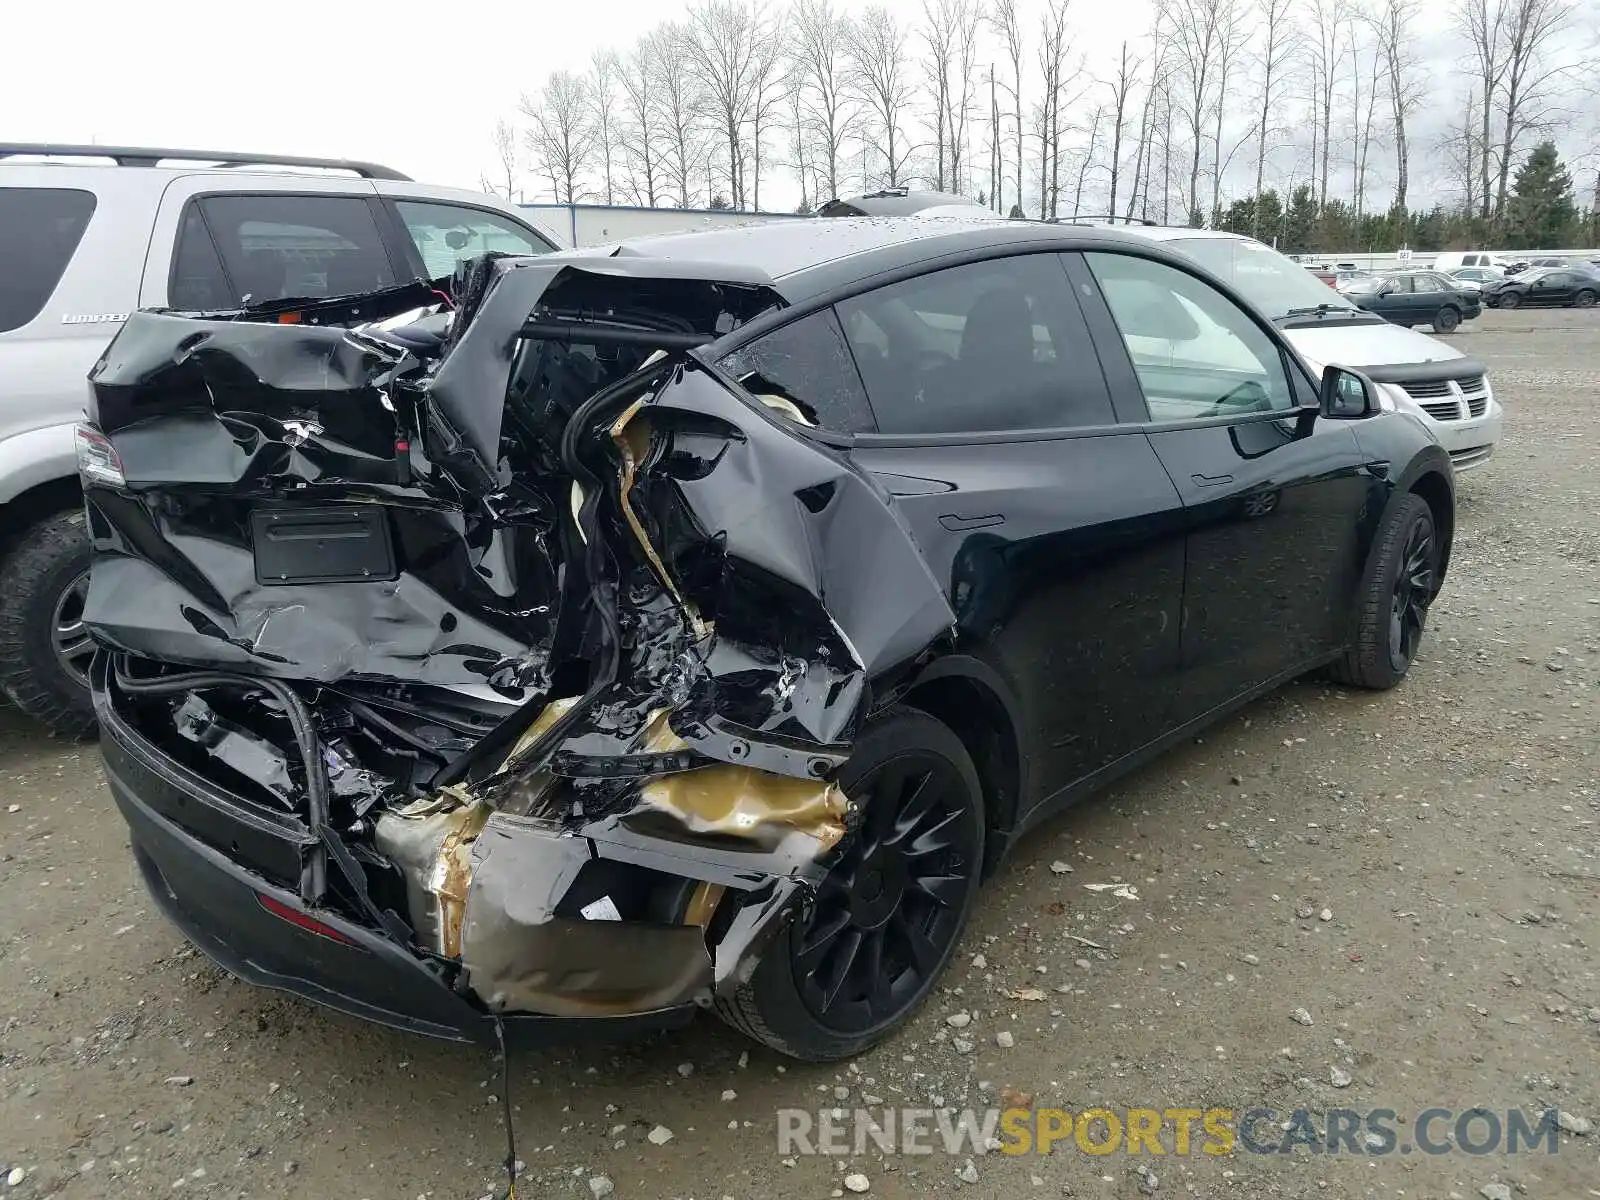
[81,256,953,1041]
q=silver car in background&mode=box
[1104,225,1503,473]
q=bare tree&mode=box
[684,0,779,208]
[1167,0,1226,222]
[792,0,857,203]
[653,23,708,207]
[748,34,791,211]
[617,36,663,206]
[920,0,981,192]
[1209,0,1251,221]
[1127,18,1171,220]
[990,0,1027,212]
[1349,23,1382,220]
[1250,0,1298,234]
[1035,0,1075,218]
[520,71,595,203]
[1373,0,1425,212]
[590,49,621,204]
[1104,41,1143,219]
[847,5,917,187]
[1457,0,1507,220]
[1493,0,1575,217]
[489,117,519,201]
[1070,104,1105,216]
[1306,0,1349,207]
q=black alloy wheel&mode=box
[1329,492,1440,690]
[1574,289,1596,308]
[715,708,984,1060]
[1387,515,1436,674]
[794,744,978,1033]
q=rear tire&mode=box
[1329,493,1439,691]
[1433,306,1460,333]
[714,707,985,1061]
[1574,289,1596,308]
[0,510,97,739]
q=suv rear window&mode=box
[0,188,97,333]
[173,194,399,308]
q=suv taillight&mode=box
[75,424,125,486]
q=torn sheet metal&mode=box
[86,247,957,1025]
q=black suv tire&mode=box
[715,707,985,1060]
[1330,493,1439,690]
[0,510,97,738]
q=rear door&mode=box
[1074,249,1373,723]
[818,252,1186,807]
[1533,271,1576,305]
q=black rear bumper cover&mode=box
[96,673,695,1045]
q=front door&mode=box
[1075,249,1374,724]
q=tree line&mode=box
[489,0,1598,249]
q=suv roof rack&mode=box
[0,143,411,181]
[1055,213,1160,227]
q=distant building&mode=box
[520,202,807,249]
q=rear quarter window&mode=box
[0,187,97,333]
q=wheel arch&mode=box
[895,655,1026,878]
[0,474,84,554]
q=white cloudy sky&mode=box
[7,0,1596,213]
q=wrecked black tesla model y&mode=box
[80,218,1454,1060]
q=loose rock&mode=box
[996,1031,1015,1048]
[6,1168,25,1187]
[1330,1066,1352,1088]
[1555,1110,1592,1135]
[1478,1185,1512,1200]
[946,1011,972,1028]
[843,1173,870,1193]
[1049,861,1073,874]
[588,1176,615,1199]
[1290,1008,1314,1027]
[957,1159,980,1184]
[647,1125,675,1145]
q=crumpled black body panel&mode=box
[84,249,957,1024]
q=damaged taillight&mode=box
[75,424,125,487]
[257,894,362,947]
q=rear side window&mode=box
[836,254,1114,434]
[176,194,399,307]
[394,200,552,278]
[717,308,876,433]
[0,188,96,333]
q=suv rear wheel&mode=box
[715,708,985,1060]
[0,510,97,738]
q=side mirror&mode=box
[1320,365,1379,419]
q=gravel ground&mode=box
[2,308,1597,1200]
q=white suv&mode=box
[0,144,559,735]
[1095,224,1503,472]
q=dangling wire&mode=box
[492,1014,519,1200]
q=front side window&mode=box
[0,187,96,333]
[394,200,552,279]
[717,308,877,433]
[190,194,399,306]
[1086,251,1296,421]
[836,254,1114,434]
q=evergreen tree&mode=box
[1505,142,1578,250]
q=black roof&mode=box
[578,216,1146,303]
